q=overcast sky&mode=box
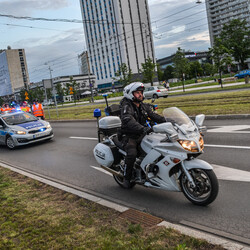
[0,0,210,83]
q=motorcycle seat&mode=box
[112,136,125,150]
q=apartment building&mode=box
[205,0,250,46]
[0,47,29,97]
[79,0,155,89]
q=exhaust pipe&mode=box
[100,165,123,177]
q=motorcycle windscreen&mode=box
[162,107,194,129]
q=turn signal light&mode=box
[171,158,181,163]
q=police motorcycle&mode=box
[93,96,219,206]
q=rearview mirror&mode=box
[195,114,205,127]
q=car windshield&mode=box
[2,112,38,125]
[162,107,193,127]
[157,86,165,89]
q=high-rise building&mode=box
[205,0,250,46]
[0,47,30,97]
[79,0,155,89]
[78,51,90,75]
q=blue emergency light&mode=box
[93,108,101,118]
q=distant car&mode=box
[0,111,53,149]
[144,86,169,99]
[234,70,250,79]
[42,100,54,106]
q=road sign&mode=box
[25,91,29,100]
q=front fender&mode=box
[183,159,213,171]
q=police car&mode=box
[0,111,53,149]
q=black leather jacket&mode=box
[120,97,165,139]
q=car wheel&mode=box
[6,136,16,149]
[153,94,158,99]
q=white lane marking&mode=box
[91,165,250,182]
[70,136,98,140]
[70,137,250,150]
[207,125,250,133]
[90,165,112,176]
[212,164,250,182]
[205,144,250,150]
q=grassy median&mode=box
[0,167,224,249]
[44,89,250,120]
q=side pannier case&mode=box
[93,143,114,167]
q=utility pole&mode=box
[86,51,94,103]
[46,65,59,117]
[44,84,50,119]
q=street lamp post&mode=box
[47,65,59,117]
[44,85,50,119]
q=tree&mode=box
[188,61,203,79]
[156,64,164,82]
[173,47,190,91]
[202,63,215,76]
[114,63,132,87]
[55,83,64,102]
[209,38,232,88]
[140,57,156,86]
[220,19,250,70]
[163,65,174,80]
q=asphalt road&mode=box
[0,119,250,246]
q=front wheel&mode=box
[6,136,16,149]
[180,169,218,206]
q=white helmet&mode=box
[123,82,145,101]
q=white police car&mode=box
[0,111,53,149]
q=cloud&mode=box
[21,28,86,82]
[156,41,181,49]
[0,0,69,15]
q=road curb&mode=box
[0,161,248,249]
[47,114,250,123]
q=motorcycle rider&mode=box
[120,82,167,188]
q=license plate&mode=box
[33,131,48,138]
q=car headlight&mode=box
[12,130,26,135]
[178,140,199,152]
[46,123,51,129]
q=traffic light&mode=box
[25,91,29,100]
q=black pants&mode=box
[124,136,142,180]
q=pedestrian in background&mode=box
[20,101,31,113]
[32,99,45,120]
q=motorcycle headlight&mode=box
[199,135,204,150]
[178,140,199,152]
[12,130,26,135]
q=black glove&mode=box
[143,127,153,135]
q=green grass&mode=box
[44,89,250,120]
[0,167,224,249]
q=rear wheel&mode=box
[112,161,136,189]
[180,169,218,206]
[153,94,158,99]
[113,175,136,189]
[6,136,16,149]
